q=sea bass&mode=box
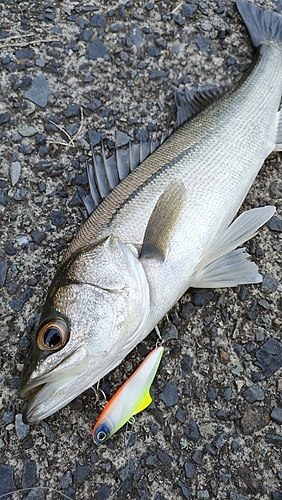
[20,1,282,424]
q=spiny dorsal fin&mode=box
[79,137,168,216]
[78,86,224,216]
[141,180,187,262]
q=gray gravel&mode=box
[1,0,282,499]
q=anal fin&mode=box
[192,247,262,288]
[192,205,275,288]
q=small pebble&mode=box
[182,4,196,17]
[212,433,227,450]
[0,261,8,286]
[231,440,239,451]
[90,14,106,27]
[240,407,269,435]
[177,480,191,499]
[219,350,230,363]
[157,450,172,463]
[193,290,214,306]
[221,387,233,401]
[206,386,217,403]
[10,289,33,312]
[159,382,178,406]
[232,365,243,376]
[272,493,282,500]
[24,75,51,108]
[51,210,64,226]
[88,129,103,146]
[86,39,108,59]
[64,104,81,118]
[2,401,15,424]
[162,324,178,341]
[216,409,227,421]
[267,216,282,232]
[0,465,16,496]
[40,421,55,441]
[0,112,11,125]
[256,331,265,342]
[192,449,203,464]
[261,274,279,293]
[10,161,21,186]
[230,494,249,500]
[18,125,38,137]
[149,69,169,80]
[22,458,37,488]
[242,385,265,403]
[197,490,209,499]
[256,338,282,377]
[31,231,46,244]
[195,36,211,52]
[199,422,217,439]
[270,407,282,425]
[74,463,90,484]
[176,408,187,424]
[181,355,193,376]
[96,485,111,500]
[14,187,28,200]
[180,302,195,319]
[265,433,282,446]
[15,414,29,440]
[60,470,72,488]
[184,420,200,442]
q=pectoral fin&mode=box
[192,205,275,288]
[141,181,186,261]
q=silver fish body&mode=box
[20,1,282,423]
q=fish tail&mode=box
[236,1,282,48]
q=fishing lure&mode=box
[92,346,164,444]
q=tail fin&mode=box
[236,1,282,47]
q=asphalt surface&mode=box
[0,1,282,499]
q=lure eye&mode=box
[37,319,69,352]
[94,424,110,444]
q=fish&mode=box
[19,0,282,424]
[92,346,164,444]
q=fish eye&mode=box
[94,424,110,444]
[37,319,69,352]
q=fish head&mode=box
[19,235,150,424]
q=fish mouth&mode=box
[19,346,92,424]
[19,382,46,402]
[20,374,89,424]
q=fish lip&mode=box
[19,381,45,401]
[21,379,65,424]
[19,347,92,424]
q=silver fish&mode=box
[20,0,282,424]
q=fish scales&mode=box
[19,1,282,424]
[67,46,281,259]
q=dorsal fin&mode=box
[78,85,225,216]
[79,136,168,215]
